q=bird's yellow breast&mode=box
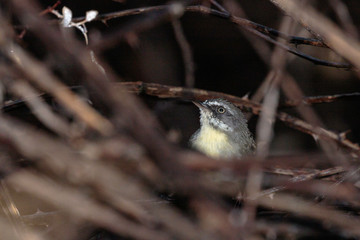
[191,125,236,158]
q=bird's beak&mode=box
[192,101,210,113]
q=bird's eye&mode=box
[217,107,226,114]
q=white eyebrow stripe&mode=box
[205,101,223,107]
[206,102,224,109]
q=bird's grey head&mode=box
[194,98,249,133]
[191,98,255,157]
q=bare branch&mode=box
[283,92,360,107]
[71,4,350,68]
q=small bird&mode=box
[190,98,255,159]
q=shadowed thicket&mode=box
[0,0,360,239]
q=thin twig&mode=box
[257,193,360,237]
[39,0,61,16]
[251,166,346,199]
[222,0,272,64]
[72,5,327,48]
[283,92,360,107]
[171,19,195,87]
[70,5,349,68]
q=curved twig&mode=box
[70,5,350,68]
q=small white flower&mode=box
[61,6,72,27]
[85,10,98,22]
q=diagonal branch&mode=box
[69,4,350,68]
[268,0,360,72]
[282,92,360,107]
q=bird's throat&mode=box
[191,125,234,158]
